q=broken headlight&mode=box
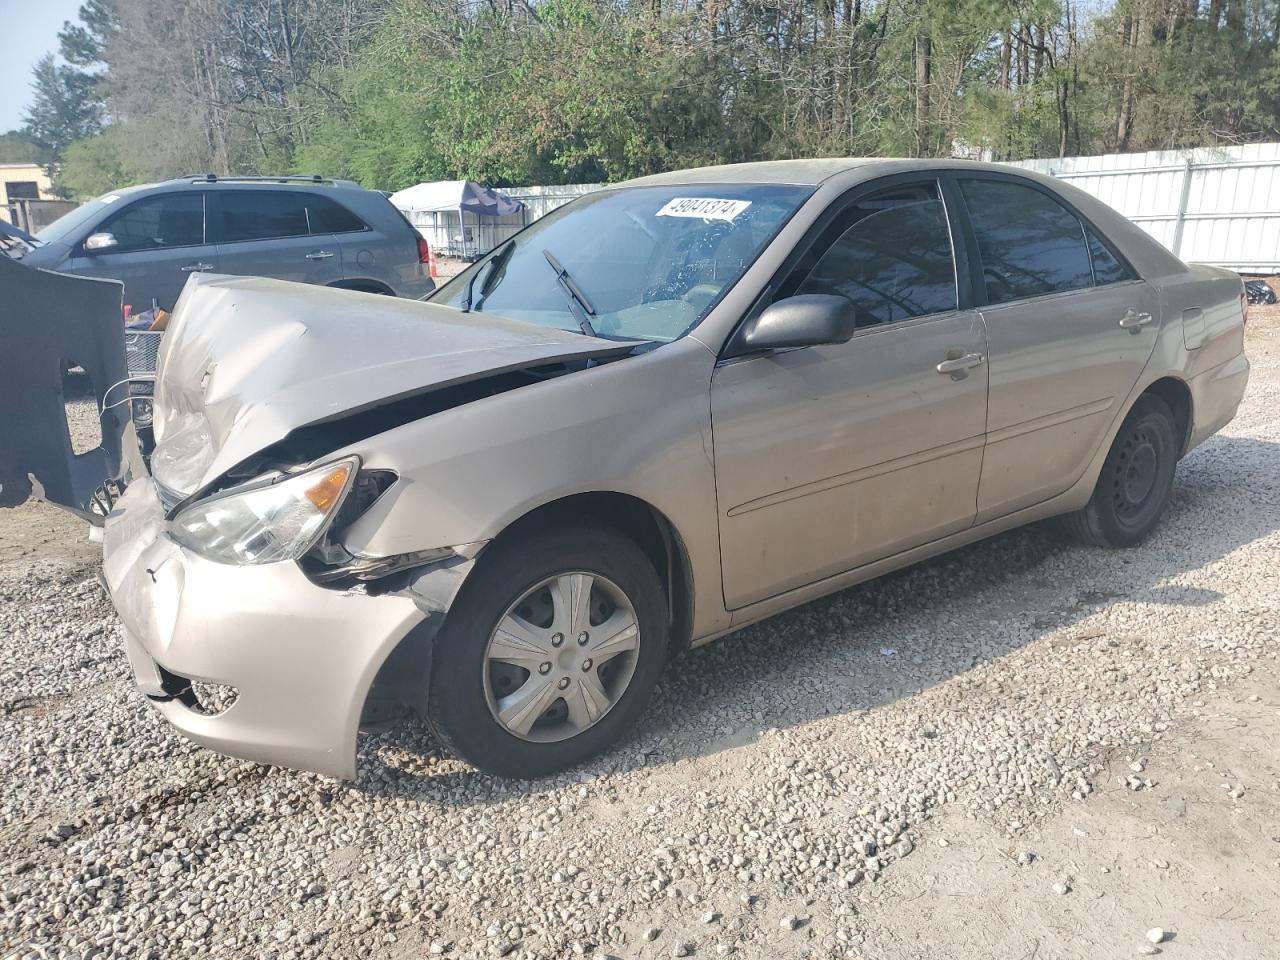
[151,412,214,496]
[169,456,358,565]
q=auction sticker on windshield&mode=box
[656,197,752,221]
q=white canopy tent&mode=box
[388,180,526,258]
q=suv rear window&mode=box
[307,195,366,233]
[210,190,367,241]
[212,191,309,242]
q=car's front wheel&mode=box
[426,525,669,778]
[1061,393,1178,547]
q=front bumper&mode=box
[102,477,429,778]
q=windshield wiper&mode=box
[463,239,515,312]
[542,248,597,337]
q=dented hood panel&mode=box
[154,274,632,489]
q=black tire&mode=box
[1061,394,1178,547]
[426,525,669,778]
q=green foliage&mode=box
[31,0,1280,194]
[0,131,48,164]
[53,126,147,200]
[23,54,104,164]
[21,1,117,172]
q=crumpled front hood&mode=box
[153,274,629,493]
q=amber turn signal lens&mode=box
[304,464,352,511]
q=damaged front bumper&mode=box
[102,476,472,779]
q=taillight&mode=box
[416,235,430,264]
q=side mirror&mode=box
[739,294,857,352]
[84,232,117,253]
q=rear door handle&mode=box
[1119,309,1154,331]
[180,262,213,272]
[936,352,986,377]
[305,250,335,260]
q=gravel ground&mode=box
[2,308,1278,960]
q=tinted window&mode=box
[214,190,309,242]
[960,179,1092,304]
[98,194,204,252]
[5,181,39,200]
[1086,227,1135,285]
[307,194,365,233]
[793,183,957,327]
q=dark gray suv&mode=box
[22,175,435,311]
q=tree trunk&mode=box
[999,31,1011,89]
[914,30,931,156]
[1116,13,1139,148]
[1057,77,1070,157]
[1016,25,1029,86]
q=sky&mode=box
[0,0,88,132]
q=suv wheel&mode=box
[426,525,668,777]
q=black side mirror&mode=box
[738,294,857,352]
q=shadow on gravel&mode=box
[357,434,1280,802]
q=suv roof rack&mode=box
[185,173,335,186]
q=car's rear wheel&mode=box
[426,525,668,778]
[1061,394,1178,547]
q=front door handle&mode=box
[305,250,335,260]
[1119,309,1154,332]
[180,262,213,272]
[936,352,986,378]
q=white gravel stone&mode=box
[3,345,1278,958]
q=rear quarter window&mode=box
[307,195,366,233]
[1086,227,1137,285]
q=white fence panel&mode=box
[1007,144,1280,272]
[411,183,604,259]
[418,149,1280,271]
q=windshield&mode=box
[432,184,812,342]
[35,189,137,245]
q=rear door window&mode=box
[960,179,1093,304]
[306,195,366,233]
[98,193,204,252]
[212,190,309,242]
[789,182,958,328]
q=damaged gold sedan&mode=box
[6,159,1250,779]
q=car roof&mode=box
[622,157,1091,188]
[128,176,366,193]
[623,158,881,187]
